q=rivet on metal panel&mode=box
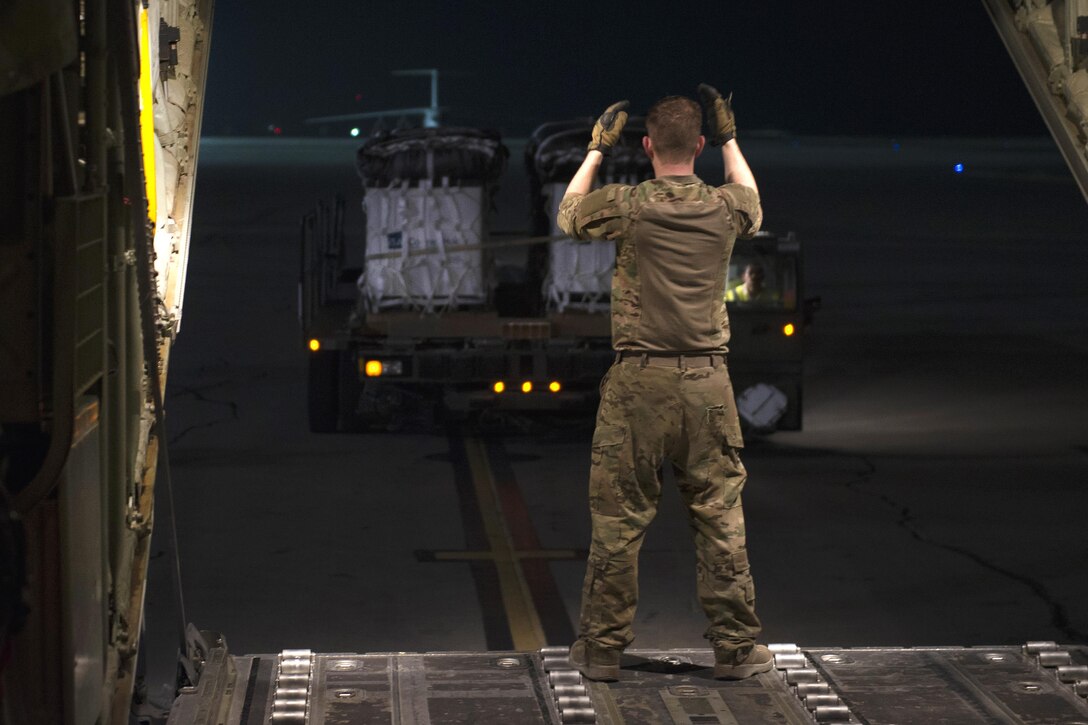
[983,653,1009,662]
[785,668,821,685]
[1017,682,1044,692]
[329,659,359,671]
[1038,650,1073,667]
[813,704,852,722]
[819,653,852,665]
[775,653,808,669]
[769,643,800,654]
[1024,641,1059,653]
[496,656,526,669]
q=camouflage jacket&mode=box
[557,176,762,352]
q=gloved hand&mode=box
[588,100,630,154]
[697,83,736,146]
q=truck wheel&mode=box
[308,350,339,433]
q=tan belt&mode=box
[615,351,726,368]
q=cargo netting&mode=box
[355,128,508,313]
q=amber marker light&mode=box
[783,323,796,336]
[364,360,383,377]
[308,338,321,352]
[549,381,561,393]
[521,381,533,393]
[493,381,505,394]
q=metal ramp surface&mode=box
[167,642,1088,724]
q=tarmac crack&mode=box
[167,381,240,446]
[845,454,1088,644]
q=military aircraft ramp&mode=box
[165,641,1088,724]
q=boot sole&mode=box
[577,663,620,681]
[713,659,774,680]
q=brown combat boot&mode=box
[713,643,774,680]
[569,638,621,681]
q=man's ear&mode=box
[694,135,706,158]
[642,135,654,160]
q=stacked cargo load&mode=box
[527,119,652,313]
[355,128,507,313]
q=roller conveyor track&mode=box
[167,642,1088,724]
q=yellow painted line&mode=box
[463,436,547,651]
[137,6,157,225]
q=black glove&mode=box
[697,83,736,146]
[588,100,630,154]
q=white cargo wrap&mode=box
[359,182,486,312]
[543,182,614,313]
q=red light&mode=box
[354,93,362,102]
[273,126,282,135]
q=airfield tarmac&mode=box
[141,134,1088,705]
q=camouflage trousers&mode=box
[578,359,761,652]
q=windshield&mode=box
[726,252,798,310]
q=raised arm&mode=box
[698,83,758,194]
[564,149,604,198]
[722,139,757,193]
[558,100,631,237]
[562,100,630,199]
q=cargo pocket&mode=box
[732,549,755,604]
[706,405,744,450]
[589,424,627,516]
[724,406,746,450]
[704,406,746,508]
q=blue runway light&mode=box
[954,163,965,173]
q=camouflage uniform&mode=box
[557,175,763,654]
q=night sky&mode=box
[203,2,1046,139]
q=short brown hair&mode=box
[646,96,702,163]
